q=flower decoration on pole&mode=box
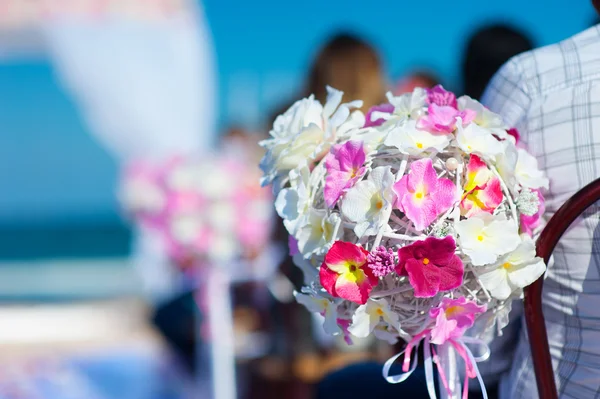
[260,85,549,398]
[121,151,274,272]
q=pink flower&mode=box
[521,189,545,236]
[396,236,464,298]
[324,140,367,207]
[460,155,503,217]
[416,104,476,134]
[393,158,458,231]
[367,246,396,277]
[507,127,520,144]
[429,297,486,345]
[319,241,378,305]
[426,85,457,108]
[288,235,299,256]
[337,318,354,345]
[364,103,394,127]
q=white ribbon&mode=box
[423,336,438,398]
[460,339,489,399]
[382,343,419,383]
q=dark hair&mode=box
[306,33,386,110]
[462,24,533,100]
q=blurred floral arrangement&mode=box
[121,151,273,273]
[260,85,548,397]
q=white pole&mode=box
[206,267,237,399]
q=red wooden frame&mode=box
[525,178,600,399]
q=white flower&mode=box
[457,96,508,138]
[260,87,363,188]
[353,127,389,152]
[477,238,546,300]
[387,88,428,120]
[295,210,343,258]
[455,213,521,266]
[170,213,203,244]
[294,290,340,335]
[274,166,312,234]
[341,166,395,237]
[121,180,165,215]
[495,140,519,192]
[209,233,238,261]
[384,119,450,155]
[456,119,504,161]
[348,298,399,338]
[515,148,549,189]
[207,202,237,232]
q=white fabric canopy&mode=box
[42,4,217,160]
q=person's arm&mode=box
[470,56,533,390]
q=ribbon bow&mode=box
[382,331,490,399]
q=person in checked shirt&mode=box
[481,2,600,398]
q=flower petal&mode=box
[335,270,373,304]
[405,259,440,298]
[507,258,546,289]
[432,177,458,214]
[324,241,368,273]
[437,254,464,291]
[430,310,458,345]
[348,304,374,337]
[401,195,437,231]
[407,158,437,193]
[319,265,339,297]
[478,267,512,300]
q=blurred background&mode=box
[0,0,596,398]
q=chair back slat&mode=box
[526,177,600,399]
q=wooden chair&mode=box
[525,178,600,399]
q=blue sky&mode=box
[0,0,596,224]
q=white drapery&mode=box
[36,2,218,302]
[41,5,217,161]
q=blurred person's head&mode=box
[393,71,440,95]
[306,33,386,111]
[462,24,533,100]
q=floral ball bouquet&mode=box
[260,86,549,397]
[121,152,274,273]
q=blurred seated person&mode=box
[392,70,440,95]
[462,24,533,100]
[305,32,388,111]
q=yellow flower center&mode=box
[477,235,484,242]
[423,258,430,265]
[349,265,357,272]
[376,308,384,316]
[415,192,424,199]
[502,262,512,270]
[376,200,383,210]
[467,145,472,150]
[416,142,423,149]
[445,306,460,317]
[321,300,329,308]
